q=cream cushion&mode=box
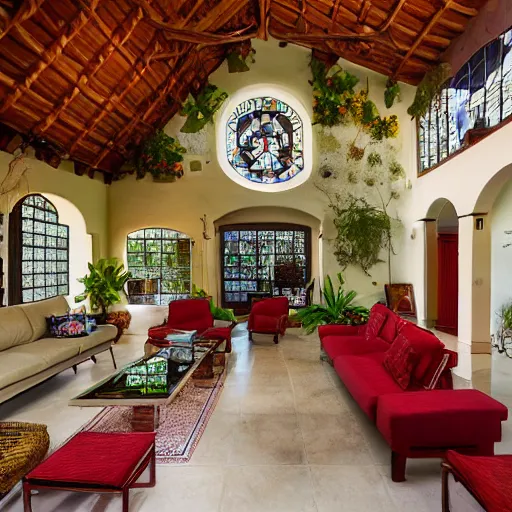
[74,325,117,351]
[0,346,49,390]
[19,296,69,342]
[0,306,33,351]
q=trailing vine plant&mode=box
[180,83,228,133]
[226,41,256,73]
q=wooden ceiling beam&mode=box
[0,0,45,43]
[258,0,270,40]
[393,0,455,78]
[33,6,145,136]
[0,7,93,115]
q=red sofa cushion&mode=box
[446,451,512,512]
[364,304,388,341]
[399,323,445,384]
[322,335,389,360]
[334,353,407,421]
[383,336,419,390]
[377,390,508,453]
[318,324,363,340]
[379,314,400,343]
[26,432,155,488]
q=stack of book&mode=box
[165,329,197,345]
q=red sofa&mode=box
[147,298,233,352]
[319,304,508,482]
[248,297,289,344]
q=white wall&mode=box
[491,180,512,335]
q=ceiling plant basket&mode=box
[135,130,186,183]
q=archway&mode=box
[424,198,459,335]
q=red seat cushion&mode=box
[446,451,512,512]
[383,335,419,389]
[250,314,280,333]
[26,432,155,488]
[334,353,406,421]
[322,335,389,359]
[377,390,508,453]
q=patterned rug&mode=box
[80,369,225,464]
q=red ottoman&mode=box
[23,432,156,512]
[376,390,508,482]
[442,450,512,512]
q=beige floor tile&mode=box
[310,465,395,512]
[220,465,317,512]
[229,413,306,465]
[299,413,373,465]
[240,384,296,414]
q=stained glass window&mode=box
[126,228,192,305]
[226,97,304,184]
[221,224,310,311]
[9,194,69,304]
[418,27,512,174]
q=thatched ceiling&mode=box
[0,0,488,179]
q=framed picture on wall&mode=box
[385,283,416,319]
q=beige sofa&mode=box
[0,296,117,404]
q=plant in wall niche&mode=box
[180,83,228,133]
[135,130,186,182]
[75,258,132,320]
[297,273,369,334]
[407,62,452,119]
[226,41,256,73]
[384,79,401,109]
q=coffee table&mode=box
[69,341,222,431]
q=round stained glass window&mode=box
[217,85,312,192]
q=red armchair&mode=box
[248,297,289,344]
[147,298,233,352]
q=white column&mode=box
[423,220,438,328]
[457,215,491,385]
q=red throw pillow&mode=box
[399,323,445,384]
[364,307,386,341]
[383,334,419,390]
[379,314,399,343]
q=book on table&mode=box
[164,329,197,345]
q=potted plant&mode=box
[296,273,369,334]
[75,258,132,325]
[135,130,186,182]
[180,83,228,133]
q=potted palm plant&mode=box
[75,258,132,324]
[297,273,369,334]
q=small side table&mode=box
[23,432,156,512]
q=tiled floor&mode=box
[2,325,512,511]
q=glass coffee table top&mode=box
[69,343,216,406]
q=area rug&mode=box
[80,369,225,464]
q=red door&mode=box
[436,233,458,335]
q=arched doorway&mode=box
[424,198,459,335]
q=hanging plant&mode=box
[135,130,186,182]
[226,41,256,73]
[310,58,359,127]
[389,160,405,181]
[384,79,401,109]
[367,151,382,168]
[180,83,228,133]
[329,195,392,276]
[407,62,451,119]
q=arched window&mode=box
[217,85,312,192]
[9,194,69,304]
[418,27,512,174]
[126,228,192,305]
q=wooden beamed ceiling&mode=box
[0,0,488,177]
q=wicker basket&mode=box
[0,422,50,494]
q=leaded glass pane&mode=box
[126,228,192,305]
[226,96,304,184]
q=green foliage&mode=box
[384,79,401,109]
[75,258,131,315]
[501,303,512,330]
[367,151,383,168]
[362,100,379,124]
[407,62,451,119]
[209,300,236,322]
[297,273,369,334]
[389,160,405,181]
[330,195,392,276]
[181,83,228,133]
[227,42,256,73]
[135,130,186,181]
[191,284,209,298]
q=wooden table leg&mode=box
[131,405,158,432]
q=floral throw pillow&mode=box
[47,314,88,338]
[383,334,419,390]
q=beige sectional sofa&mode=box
[0,296,117,404]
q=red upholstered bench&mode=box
[23,431,156,512]
[376,389,508,482]
[441,450,512,512]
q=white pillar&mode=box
[423,220,438,328]
[457,215,491,386]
